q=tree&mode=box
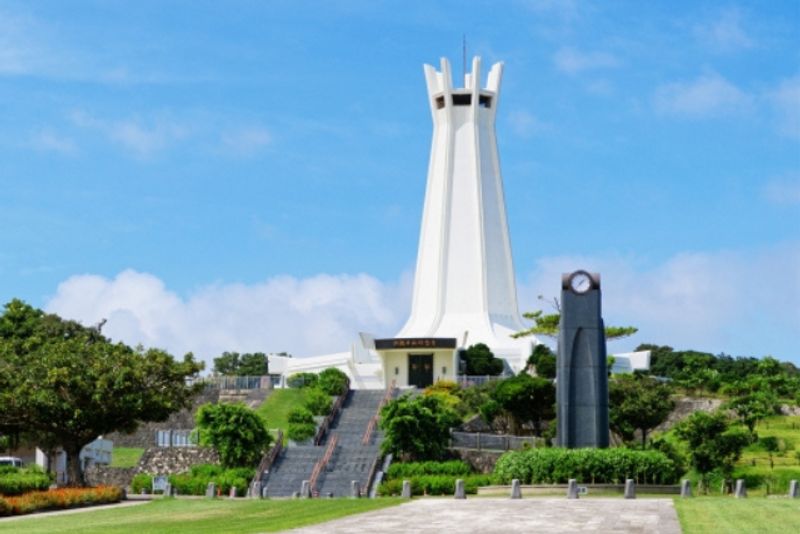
[675,411,751,492]
[317,368,349,396]
[461,343,504,376]
[212,351,268,376]
[485,373,555,435]
[723,377,780,435]
[609,374,674,446]
[513,309,638,341]
[0,300,203,485]
[526,344,556,379]
[379,393,460,461]
[196,402,272,468]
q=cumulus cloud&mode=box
[30,128,76,154]
[553,47,619,75]
[518,244,800,360]
[693,8,754,52]
[654,73,751,118]
[45,270,411,369]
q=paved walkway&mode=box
[290,498,682,533]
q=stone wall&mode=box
[136,446,219,475]
[85,466,137,489]
[452,449,504,474]
[107,387,220,448]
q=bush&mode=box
[304,388,333,416]
[0,467,52,496]
[318,368,349,396]
[493,447,681,485]
[287,407,314,425]
[0,496,10,516]
[287,372,318,389]
[288,422,316,442]
[134,465,254,497]
[378,474,492,496]
[196,402,272,468]
[386,460,473,479]
[131,473,153,494]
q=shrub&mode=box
[318,368,349,396]
[0,486,122,516]
[196,402,272,467]
[0,467,52,496]
[386,460,473,479]
[378,474,492,496]
[131,473,153,494]
[136,465,254,497]
[288,422,316,442]
[304,388,333,416]
[0,496,10,516]
[288,407,314,425]
[493,447,681,485]
[287,372,318,389]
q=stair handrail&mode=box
[313,379,350,446]
[309,433,338,497]
[249,429,283,495]
[361,380,396,445]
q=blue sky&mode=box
[1,1,798,367]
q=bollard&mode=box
[789,480,798,498]
[624,479,636,499]
[229,486,237,498]
[300,480,311,498]
[121,488,127,500]
[262,486,269,499]
[206,482,216,499]
[734,479,747,498]
[680,480,692,498]
[567,479,579,499]
[163,483,172,498]
[454,479,466,499]
[351,480,361,498]
[401,480,412,499]
[292,491,300,499]
[510,479,522,499]
[140,488,146,495]
[251,481,262,499]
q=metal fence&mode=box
[450,431,541,451]
[189,375,276,390]
[156,429,199,447]
[455,375,506,388]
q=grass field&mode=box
[110,447,145,468]
[256,388,310,444]
[674,497,800,533]
[0,497,402,534]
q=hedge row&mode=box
[493,447,681,485]
[0,486,122,516]
[378,474,493,496]
[0,467,52,496]
[385,460,474,480]
[132,464,254,496]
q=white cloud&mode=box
[768,75,800,140]
[653,73,751,118]
[45,270,411,369]
[694,8,754,52]
[30,128,76,155]
[553,47,619,75]
[518,244,800,360]
[220,126,273,156]
[70,110,188,158]
[507,110,550,138]
[762,176,800,205]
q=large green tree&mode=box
[675,411,751,491]
[461,343,504,376]
[513,309,638,341]
[482,373,556,435]
[609,373,674,446]
[0,300,203,485]
[723,376,780,435]
[379,393,460,461]
[212,351,269,376]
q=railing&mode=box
[156,429,198,447]
[190,375,274,390]
[450,431,542,451]
[361,380,396,445]
[309,433,338,497]
[456,375,506,388]
[313,380,350,446]
[250,429,283,495]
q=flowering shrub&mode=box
[0,486,123,516]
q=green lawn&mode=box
[256,388,310,444]
[674,497,800,533]
[0,497,402,534]
[110,447,145,468]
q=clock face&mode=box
[569,271,593,294]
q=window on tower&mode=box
[435,96,445,109]
[452,94,472,106]
[479,95,492,108]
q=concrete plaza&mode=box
[291,497,682,533]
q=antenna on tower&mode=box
[462,34,467,85]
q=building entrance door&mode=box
[408,354,434,388]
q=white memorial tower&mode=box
[397,56,533,370]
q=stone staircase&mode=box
[262,389,389,497]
